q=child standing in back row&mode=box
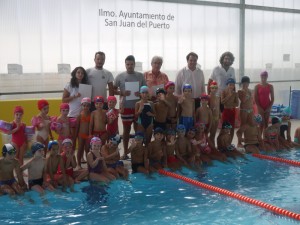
[178,84,195,132]
[208,81,220,147]
[165,81,178,130]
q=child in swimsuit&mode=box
[21,142,55,194]
[263,117,281,151]
[106,96,119,138]
[89,96,108,144]
[175,124,193,166]
[101,135,129,179]
[164,129,181,170]
[74,97,91,169]
[165,81,178,130]
[178,84,195,132]
[194,123,212,165]
[128,132,149,174]
[154,88,169,131]
[254,71,274,134]
[135,86,155,146]
[195,94,212,135]
[32,99,54,157]
[87,137,115,183]
[208,81,220,147]
[0,143,27,195]
[7,106,27,166]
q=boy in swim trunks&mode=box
[154,88,170,131]
[7,106,27,166]
[128,132,149,174]
[0,143,27,195]
[21,142,55,194]
[32,99,54,157]
[135,86,155,146]
[74,97,91,169]
[221,78,239,142]
[89,96,108,144]
[208,81,220,147]
[254,71,274,134]
[101,135,129,179]
[175,124,193,166]
[147,127,166,171]
[165,81,178,130]
[164,129,181,170]
[178,84,195,132]
[106,96,119,138]
[195,94,212,135]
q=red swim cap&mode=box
[260,71,268,77]
[60,103,69,110]
[37,99,49,110]
[209,81,218,87]
[94,96,104,103]
[165,81,175,90]
[107,96,117,102]
[14,106,24,114]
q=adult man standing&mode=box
[87,51,114,110]
[114,55,146,159]
[144,56,169,101]
[207,51,236,96]
[175,52,206,110]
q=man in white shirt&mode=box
[175,52,206,110]
[86,51,114,110]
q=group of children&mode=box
[1,71,300,197]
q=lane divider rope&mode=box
[252,153,300,167]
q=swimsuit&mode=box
[167,155,179,164]
[222,108,236,128]
[0,178,16,186]
[93,130,107,138]
[179,116,194,132]
[153,120,167,130]
[78,114,91,140]
[36,117,51,141]
[107,161,124,169]
[131,163,145,173]
[79,133,89,139]
[257,84,271,111]
[28,178,43,189]
[197,135,211,154]
[88,152,104,174]
[240,108,253,113]
[57,153,74,177]
[106,109,119,137]
[137,103,153,129]
[11,122,26,148]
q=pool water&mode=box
[1,150,300,225]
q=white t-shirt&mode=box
[64,83,81,118]
[86,67,114,100]
[210,66,235,96]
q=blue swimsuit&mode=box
[137,102,153,129]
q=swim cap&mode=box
[200,94,209,100]
[90,137,102,145]
[183,84,192,91]
[176,124,186,132]
[81,97,91,104]
[166,129,176,135]
[281,107,291,116]
[140,86,149,93]
[134,131,144,139]
[48,140,58,150]
[31,142,45,155]
[110,134,121,145]
[209,81,218,88]
[94,96,104,103]
[154,127,164,135]
[226,78,236,85]
[241,76,250,84]
[62,138,73,146]
[271,116,281,125]
[38,99,49,110]
[60,103,69,110]
[260,71,268,77]
[2,143,16,156]
[14,106,24,114]
[222,121,232,129]
[156,87,166,95]
[107,96,117,102]
[253,114,262,124]
[165,81,175,90]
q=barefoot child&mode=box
[178,84,195,132]
[0,144,27,195]
[221,78,239,141]
[195,94,212,135]
[263,117,281,151]
[89,96,108,144]
[128,132,150,174]
[106,96,119,138]
[74,97,91,169]
[175,124,193,166]
[135,86,155,145]
[32,99,54,157]
[164,129,181,170]
[165,81,178,130]
[154,88,170,131]
[21,142,55,194]
[87,137,115,183]
[101,135,128,179]
[7,106,27,166]
[208,81,220,147]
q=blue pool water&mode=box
[2,151,300,225]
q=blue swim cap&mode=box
[135,131,144,139]
[226,78,236,85]
[154,127,164,134]
[31,142,45,155]
[176,124,186,132]
[140,86,149,93]
[48,140,58,150]
[183,84,192,91]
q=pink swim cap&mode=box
[260,71,268,77]
[60,103,70,110]
[14,106,24,114]
[107,96,117,102]
[90,137,102,145]
[165,81,175,90]
[38,99,49,110]
[200,93,209,100]
[81,97,91,104]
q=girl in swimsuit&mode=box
[87,137,115,183]
[135,86,155,146]
[263,117,280,151]
[32,99,54,157]
[7,106,27,166]
[254,71,274,134]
